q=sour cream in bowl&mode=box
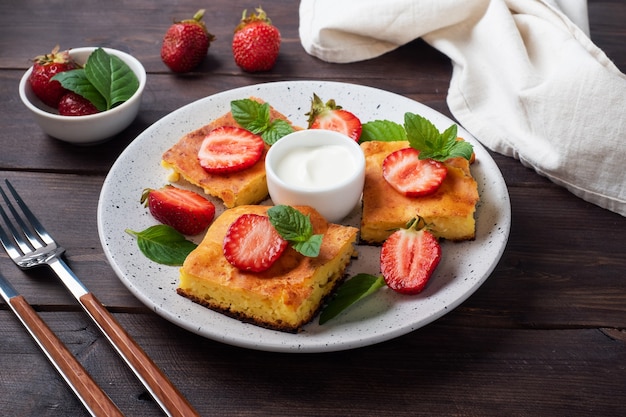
[265,129,365,223]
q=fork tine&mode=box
[1,180,55,250]
[0,203,24,259]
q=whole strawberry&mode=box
[58,92,100,116]
[161,9,215,73]
[28,46,77,108]
[232,7,281,72]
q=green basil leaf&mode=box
[52,69,108,111]
[126,225,197,266]
[319,273,386,324]
[267,205,322,257]
[84,48,139,110]
[360,119,407,142]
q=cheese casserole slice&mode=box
[161,98,299,208]
[360,140,479,244]
[177,205,359,333]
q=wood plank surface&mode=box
[0,0,625,416]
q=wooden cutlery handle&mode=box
[10,295,124,417]
[79,292,199,417]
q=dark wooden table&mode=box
[1,1,625,415]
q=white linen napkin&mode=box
[299,0,626,216]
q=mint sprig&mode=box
[404,113,473,161]
[267,205,323,257]
[319,273,386,324]
[231,99,294,145]
[52,48,139,111]
[360,113,473,161]
[126,225,197,266]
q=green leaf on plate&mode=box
[319,273,386,324]
[230,99,294,145]
[126,225,197,266]
[267,205,322,257]
[360,119,407,142]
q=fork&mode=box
[0,179,200,417]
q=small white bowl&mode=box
[19,47,146,145]
[265,129,365,223]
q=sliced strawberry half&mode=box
[142,185,215,235]
[382,148,447,197]
[380,218,442,295]
[198,126,265,174]
[223,213,288,272]
[306,94,362,141]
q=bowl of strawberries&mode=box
[19,46,146,145]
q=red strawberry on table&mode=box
[382,148,447,197]
[306,94,362,141]
[232,7,281,72]
[57,92,99,116]
[161,9,215,73]
[141,185,216,235]
[198,126,265,174]
[28,46,77,108]
[223,213,288,272]
[380,217,442,295]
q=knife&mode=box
[0,272,124,417]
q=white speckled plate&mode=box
[97,81,510,353]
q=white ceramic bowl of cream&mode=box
[265,129,365,223]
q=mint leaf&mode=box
[231,99,294,145]
[267,205,322,257]
[52,48,139,111]
[360,120,407,142]
[404,112,473,161]
[126,225,197,266]
[52,69,108,110]
[85,48,139,110]
[319,273,386,324]
[231,99,269,133]
[263,119,295,145]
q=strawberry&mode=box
[306,94,362,141]
[223,213,288,272]
[198,126,265,174]
[380,218,442,295]
[57,92,99,116]
[382,148,447,197]
[232,7,281,72]
[28,46,77,108]
[141,185,215,235]
[161,9,215,73]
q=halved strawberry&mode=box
[382,148,447,197]
[141,185,215,235]
[198,126,265,174]
[223,213,288,272]
[380,218,442,295]
[306,94,362,141]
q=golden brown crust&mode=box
[161,98,299,208]
[360,141,479,243]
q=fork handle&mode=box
[79,292,200,417]
[9,295,124,417]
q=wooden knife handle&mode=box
[10,295,124,417]
[79,292,200,417]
